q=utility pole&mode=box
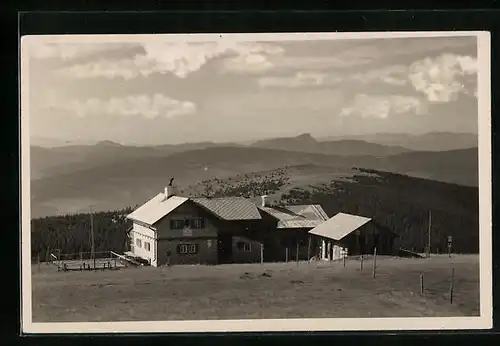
[427,210,432,258]
[90,205,96,270]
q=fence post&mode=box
[343,249,346,267]
[360,255,364,272]
[296,243,300,267]
[420,273,424,295]
[285,247,289,263]
[307,236,311,262]
[37,253,40,272]
[449,268,455,304]
[373,247,377,278]
[260,243,264,264]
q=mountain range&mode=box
[28,132,479,218]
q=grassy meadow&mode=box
[31,254,479,322]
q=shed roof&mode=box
[308,212,372,240]
[191,197,262,221]
[126,194,188,226]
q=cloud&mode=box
[224,48,375,75]
[57,41,284,79]
[350,65,409,86]
[28,41,132,61]
[45,94,196,119]
[258,71,343,88]
[409,53,477,103]
[341,94,426,119]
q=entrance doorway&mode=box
[217,233,233,264]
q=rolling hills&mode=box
[29,134,411,180]
[28,132,479,218]
[30,140,242,180]
[30,146,478,218]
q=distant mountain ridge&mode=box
[251,133,412,156]
[319,132,478,152]
[30,132,436,180]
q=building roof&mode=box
[126,194,188,226]
[191,197,262,221]
[285,204,330,221]
[259,204,329,229]
[308,212,372,240]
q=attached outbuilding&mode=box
[308,212,398,261]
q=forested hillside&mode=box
[278,169,479,254]
[30,208,133,262]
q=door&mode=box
[217,233,233,264]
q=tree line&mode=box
[31,207,133,262]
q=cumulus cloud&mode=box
[340,94,426,119]
[409,53,477,103]
[45,94,196,119]
[57,41,284,79]
[258,71,343,88]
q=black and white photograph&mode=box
[20,31,492,333]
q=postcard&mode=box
[20,31,492,333]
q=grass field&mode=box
[31,255,479,322]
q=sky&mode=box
[25,34,479,146]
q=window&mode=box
[170,220,184,229]
[191,218,205,229]
[178,243,198,255]
[144,242,151,251]
[237,242,252,252]
[136,238,142,248]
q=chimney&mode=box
[261,195,268,207]
[164,185,178,199]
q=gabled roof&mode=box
[308,212,372,240]
[126,194,188,226]
[259,204,329,229]
[191,197,262,221]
